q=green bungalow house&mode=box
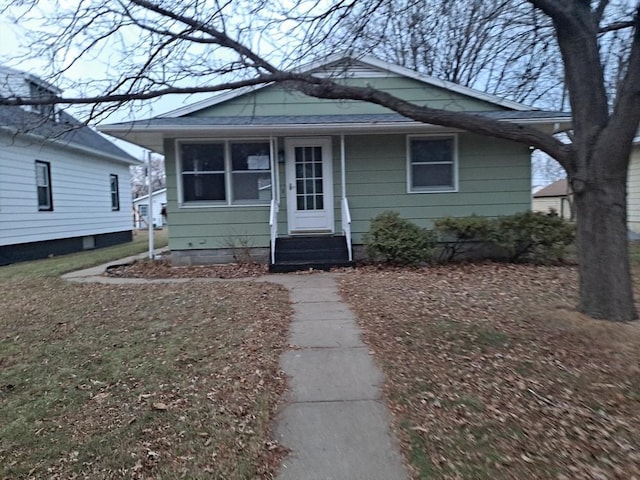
[100,55,570,271]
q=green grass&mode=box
[629,241,640,266]
[0,229,168,280]
[0,231,292,479]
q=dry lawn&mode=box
[0,246,291,479]
[340,263,640,480]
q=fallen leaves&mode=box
[0,278,292,479]
[106,258,268,279]
[340,262,640,480]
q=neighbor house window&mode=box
[35,160,52,211]
[179,141,272,205]
[29,81,57,120]
[110,174,120,211]
[408,135,457,192]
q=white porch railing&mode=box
[342,196,353,261]
[269,198,279,264]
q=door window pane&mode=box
[294,145,325,211]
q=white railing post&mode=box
[340,135,352,261]
[342,197,352,261]
[270,199,278,264]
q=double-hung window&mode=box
[35,160,53,211]
[179,141,272,205]
[408,135,457,192]
[110,174,120,211]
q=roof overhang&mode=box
[99,116,571,154]
[0,125,142,165]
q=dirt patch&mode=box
[340,262,640,480]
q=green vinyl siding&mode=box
[342,133,530,243]
[165,133,530,251]
[191,76,506,118]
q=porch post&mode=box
[270,136,279,204]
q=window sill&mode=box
[179,203,270,209]
[408,187,458,194]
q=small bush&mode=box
[434,215,496,261]
[491,211,575,263]
[364,211,436,265]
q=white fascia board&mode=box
[101,117,570,138]
[133,188,167,203]
[350,56,533,111]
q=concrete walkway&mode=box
[269,273,408,480]
[63,261,408,479]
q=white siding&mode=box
[628,145,640,234]
[133,189,167,228]
[532,197,571,219]
[0,133,133,246]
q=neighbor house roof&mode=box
[534,179,570,198]
[133,188,167,203]
[0,105,139,165]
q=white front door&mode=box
[285,137,334,234]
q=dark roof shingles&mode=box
[0,105,136,162]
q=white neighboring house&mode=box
[132,188,167,229]
[627,137,640,236]
[0,65,140,266]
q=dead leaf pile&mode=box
[340,262,640,480]
[106,258,268,279]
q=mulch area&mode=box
[105,257,269,279]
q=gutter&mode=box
[100,116,572,137]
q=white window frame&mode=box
[406,134,459,193]
[35,160,53,211]
[110,174,120,211]
[138,204,149,217]
[176,138,273,208]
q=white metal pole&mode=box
[340,134,346,199]
[147,150,154,260]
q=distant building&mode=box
[132,188,167,228]
[532,179,572,219]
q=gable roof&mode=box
[0,105,138,165]
[534,179,570,198]
[0,65,138,165]
[160,54,533,118]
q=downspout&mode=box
[340,134,346,200]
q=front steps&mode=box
[269,235,354,273]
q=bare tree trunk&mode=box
[573,165,637,321]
